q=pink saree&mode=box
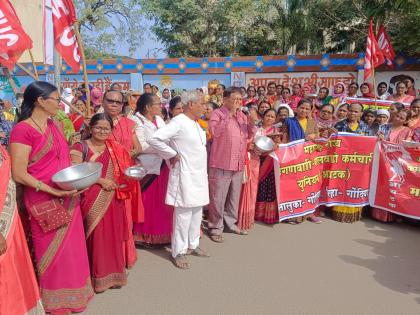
[133,163,173,244]
[10,120,93,313]
[0,145,44,315]
[110,116,143,268]
[74,142,128,293]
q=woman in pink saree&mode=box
[10,81,93,314]
[71,113,134,292]
[102,90,143,268]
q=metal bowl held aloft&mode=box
[124,165,148,180]
[254,136,275,152]
[52,162,103,191]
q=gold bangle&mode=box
[35,181,42,192]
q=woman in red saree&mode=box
[0,145,44,315]
[71,113,134,292]
[68,99,87,132]
[9,81,93,314]
[254,108,286,224]
[102,90,143,269]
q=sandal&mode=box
[187,247,210,257]
[170,254,190,269]
[210,234,224,243]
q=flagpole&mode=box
[28,50,39,80]
[73,20,91,117]
[16,63,38,80]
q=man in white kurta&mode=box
[147,91,209,269]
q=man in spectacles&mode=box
[207,87,257,242]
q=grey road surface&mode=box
[85,219,420,315]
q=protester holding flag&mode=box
[387,82,414,104]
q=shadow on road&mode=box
[339,219,420,304]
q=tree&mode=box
[74,0,143,58]
[140,0,419,58]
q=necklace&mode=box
[30,117,46,133]
[88,139,105,154]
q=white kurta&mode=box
[147,114,209,208]
[130,113,166,175]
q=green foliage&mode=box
[74,0,143,58]
[139,0,420,57]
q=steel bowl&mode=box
[255,136,275,152]
[124,165,148,180]
[402,140,419,148]
[52,162,103,190]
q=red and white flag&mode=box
[51,0,81,71]
[0,0,33,69]
[364,19,385,81]
[377,25,395,67]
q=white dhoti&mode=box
[171,206,203,258]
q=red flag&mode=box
[364,19,385,81]
[0,0,33,69]
[51,0,81,71]
[377,25,395,67]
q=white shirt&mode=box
[147,114,209,208]
[130,113,166,175]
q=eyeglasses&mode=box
[92,126,112,133]
[105,98,123,106]
[45,97,61,103]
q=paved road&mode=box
[85,218,420,315]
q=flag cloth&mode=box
[377,24,396,67]
[364,19,385,81]
[0,0,33,69]
[51,0,81,71]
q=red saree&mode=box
[110,116,143,268]
[74,141,130,292]
[10,120,93,313]
[0,145,44,315]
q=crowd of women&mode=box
[0,76,419,314]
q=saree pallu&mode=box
[255,156,279,224]
[111,117,143,268]
[238,151,260,230]
[133,163,173,245]
[10,120,93,313]
[0,146,44,315]
[80,148,128,293]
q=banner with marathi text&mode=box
[273,133,376,221]
[369,141,420,219]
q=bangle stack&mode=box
[35,180,42,192]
